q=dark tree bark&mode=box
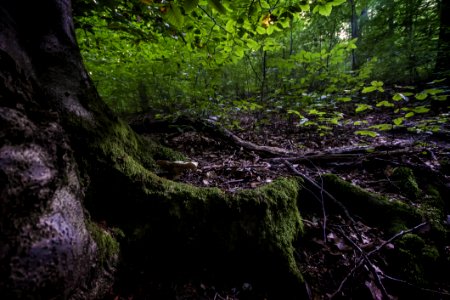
[0,1,118,298]
[0,1,305,299]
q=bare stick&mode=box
[368,221,427,256]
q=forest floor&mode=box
[119,98,450,300]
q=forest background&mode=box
[75,0,449,133]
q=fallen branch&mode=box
[131,115,298,157]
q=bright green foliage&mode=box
[74,0,447,134]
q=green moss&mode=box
[86,221,120,265]
[393,233,440,285]
[416,185,447,242]
[322,174,422,234]
[439,157,450,175]
[392,167,421,200]
[95,120,185,178]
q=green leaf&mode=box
[405,112,415,118]
[256,26,266,35]
[300,4,310,11]
[287,109,304,119]
[424,88,444,95]
[433,95,448,101]
[337,97,352,102]
[371,80,384,87]
[183,0,199,12]
[260,0,270,9]
[246,39,260,50]
[330,0,346,6]
[362,86,376,93]
[308,109,326,116]
[207,0,227,13]
[355,130,378,137]
[234,47,244,58]
[165,4,184,27]
[415,92,428,100]
[413,106,430,114]
[225,19,236,33]
[427,78,446,84]
[392,93,408,101]
[393,117,404,125]
[313,4,332,16]
[376,100,394,107]
[370,124,392,131]
[353,120,368,126]
[355,103,373,113]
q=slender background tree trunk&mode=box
[435,0,450,77]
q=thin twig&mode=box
[336,227,391,299]
[330,221,430,298]
[282,160,356,226]
[368,221,427,256]
[382,273,450,297]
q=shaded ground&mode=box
[114,97,450,299]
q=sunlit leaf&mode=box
[392,93,408,101]
[433,95,448,101]
[256,26,266,35]
[225,19,236,32]
[353,120,368,126]
[369,124,392,131]
[424,88,444,95]
[355,103,373,113]
[405,112,415,118]
[337,97,352,102]
[207,0,227,13]
[246,39,260,50]
[300,4,310,11]
[376,100,394,107]
[183,0,199,12]
[313,4,332,16]
[413,106,430,114]
[234,47,244,58]
[355,130,378,137]
[415,92,428,100]
[165,4,184,27]
[362,86,376,93]
[330,0,347,6]
[393,117,404,125]
[371,80,383,87]
[427,78,446,84]
[308,109,326,116]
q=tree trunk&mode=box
[435,0,450,77]
[0,1,305,298]
[349,0,358,70]
[0,1,118,299]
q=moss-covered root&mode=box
[321,174,422,233]
[123,176,305,299]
